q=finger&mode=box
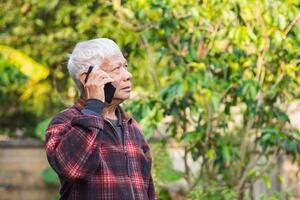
[94,67,109,76]
[87,67,106,79]
[96,75,110,81]
[100,77,114,85]
[96,72,113,80]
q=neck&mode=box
[102,102,119,120]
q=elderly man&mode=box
[45,38,156,200]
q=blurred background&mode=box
[0,0,300,199]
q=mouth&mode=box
[121,86,131,90]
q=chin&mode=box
[121,95,130,101]
[113,95,130,103]
[113,91,131,102]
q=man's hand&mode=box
[83,67,114,102]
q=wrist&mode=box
[83,99,105,115]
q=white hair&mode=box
[67,38,122,95]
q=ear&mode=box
[79,72,87,86]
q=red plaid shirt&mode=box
[45,98,156,200]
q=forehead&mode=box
[101,53,127,70]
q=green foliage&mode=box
[152,143,181,183]
[0,54,36,137]
[259,191,291,200]
[151,143,182,199]
[124,99,163,139]
[0,49,54,137]
[42,167,59,186]
[188,185,238,200]
[35,117,52,141]
[0,45,49,82]
[0,55,28,105]
[1,0,300,199]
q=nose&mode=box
[122,68,132,81]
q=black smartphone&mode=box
[103,82,116,103]
[84,66,116,104]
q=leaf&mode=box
[222,145,231,165]
[247,168,257,178]
[278,14,286,30]
[36,117,52,141]
[262,175,271,189]
[188,62,206,70]
[211,92,221,112]
[207,149,216,160]
[42,167,59,185]
[181,131,202,147]
[0,45,49,83]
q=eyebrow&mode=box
[116,61,128,67]
[110,61,128,70]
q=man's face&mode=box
[101,53,132,102]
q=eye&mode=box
[113,66,121,72]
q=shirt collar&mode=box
[73,97,132,125]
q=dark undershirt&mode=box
[107,118,123,145]
[81,99,124,145]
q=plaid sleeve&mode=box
[131,119,157,200]
[141,137,157,200]
[148,175,156,200]
[45,113,104,180]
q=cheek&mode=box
[114,88,122,97]
[112,76,122,87]
[114,88,130,98]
